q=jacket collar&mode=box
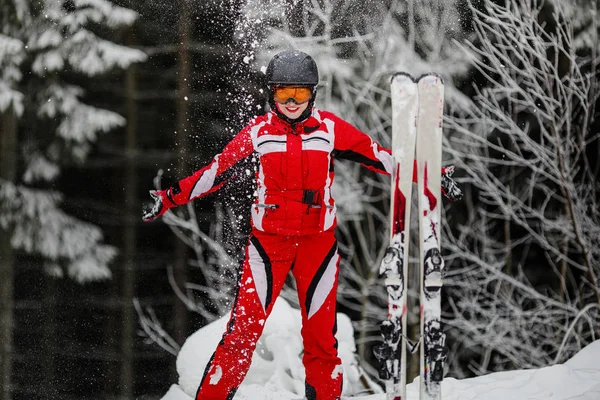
[269,110,320,133]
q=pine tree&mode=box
[0,0,146,281]
[0,2,145,397]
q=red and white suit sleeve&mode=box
[329,113,450,183]
[329,113,393,175]
[161,126,254,209]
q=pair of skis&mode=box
[374,73,446,400]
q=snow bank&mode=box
[162,296,600,400]
[166,297,379,399]
[434,339,600,400]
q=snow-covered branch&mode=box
[133,298,181,356]
[444,0,599,376]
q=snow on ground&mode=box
[161,297,600,400]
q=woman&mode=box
[142,50,461,400]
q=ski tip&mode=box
[390,72,415,84]
[417,73,444,85]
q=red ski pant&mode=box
[195,230,343,400]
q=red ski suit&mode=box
[161,109,393,399]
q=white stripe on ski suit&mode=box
[373,141,394,174]
[255,134,287,154]
[322,118,337,231]
[308,249,340,319]
[190,155,220,199]
[250,121,268,230]
[247,240,268,313]
[310,112,337,231]
[251,165,267,231]
[300,131,331,152]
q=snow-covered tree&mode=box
[0,0,147,281]
[1,2,147,397]
[443,0,600,376]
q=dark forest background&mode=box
[3,1,262,399]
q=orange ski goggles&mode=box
[272,86,313,104]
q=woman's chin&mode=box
[276,102,308,119]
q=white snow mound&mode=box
[163,296,600,400]
[175,297,379,399]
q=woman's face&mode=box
[272,86,312,120]
[275,100,309,120]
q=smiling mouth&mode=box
[285,106,300,112]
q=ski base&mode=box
[417,73,446,400]
[377,72,448,400]
[374,72,419,400]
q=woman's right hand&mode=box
[142,190,168,222]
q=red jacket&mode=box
[161,109,393,235]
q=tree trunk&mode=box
[120,48,139,400]
[0,106,18,400]
[42,276,58,398]
[172,0,192,356]
[286,0,304,36]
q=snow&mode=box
[161,296,600,400]
[171,297,380,399]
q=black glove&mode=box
[142,190,167,222]
[441,166,463,201]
